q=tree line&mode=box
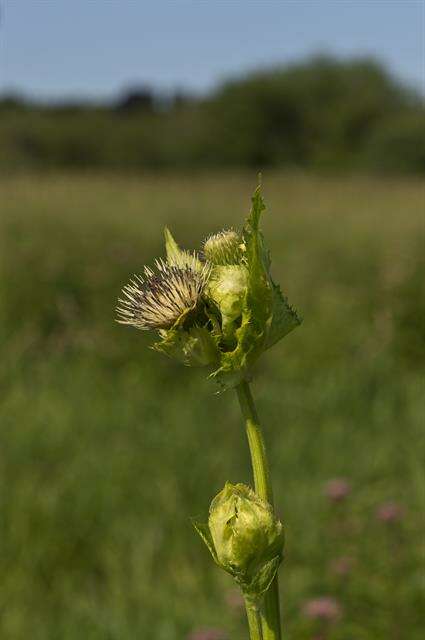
[1,55,424,173]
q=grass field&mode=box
[0,172,423,639]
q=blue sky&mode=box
[1,0,424,100]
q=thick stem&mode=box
[236,380,282,640]
[244,598,264,640]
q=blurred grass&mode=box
[0,172,423,639]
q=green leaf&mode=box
[211,186,274,389]
[164,227,203,271]
[209,185,302,389]
[210,310,256,390]
[192,520,219,564]
[164,227,183,265]
[153,326,219,367]
[243,186,273,331]
[243,555,282,599]
[265,281,302,349]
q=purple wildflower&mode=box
[376,501,405,523]
[187,629,227,640]
[324,478,351,502]
[330,555,355,577]
[303,596,342,622]
[225,588,245,612]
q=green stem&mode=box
[244,598,264,640]
[236,380,282,640]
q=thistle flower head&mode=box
[203,229,243,265]
[117,184,302,387]
[117,257,210,331]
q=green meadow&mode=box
[0,172,423,639]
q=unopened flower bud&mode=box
[203,229,243,265]
[194,483,284,599]
[207,265,248,338]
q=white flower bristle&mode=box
[117,257,209,331]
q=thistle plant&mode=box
[117,183,301,639]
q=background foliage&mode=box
[1,56,424,173]
[0,172,423,639]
